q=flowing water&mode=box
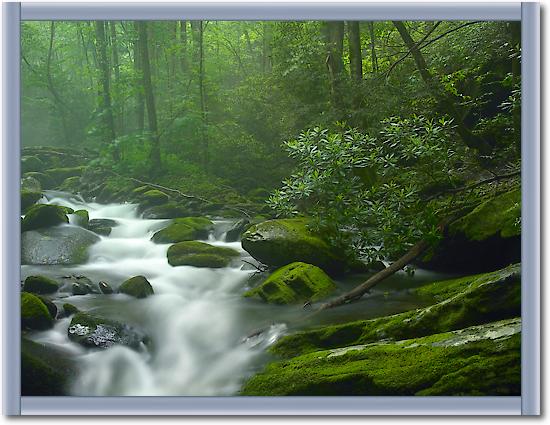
[22,191,457,396]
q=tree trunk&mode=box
[180,20,188,72]
[94,21,118,160]
[110,21,124,135]
[347,21,362,81]
[319,239,430,310]
[46,22,71,145]
[392,21,492,155]
[198,21,209,170]
[368,22,378,72]
[136,21,161,173]
[133,29,145,133]
[322,21,345,111]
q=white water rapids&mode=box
[23,191,450,396]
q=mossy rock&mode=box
[71,209,89,228]
[21,190,43,212]
[22,204,70,232]
[244,262,336,305]
[167,241,240,268]
[45,166,87,186]
[21,292,53,330]
[88,218,117,236]
[118,275,154,298]
[23,172,56,190]
[95,177,136,203]
[37,295,58,319]
[152,217,214,244]
[63,303,79,316]
[142,201,193,219]
[140,189,170,207]
[225,218,251,242]
[59,176,82,193]
[21,155,44,173]
[272,264,520,358]
[241,318,521,396]
[21,176,42,193]
[420,188,521,273]
[21,338,76,395]
[23,275,60,295]
[241,219,346,274]
[68,312,146,349]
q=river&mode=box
[22,191,455,396]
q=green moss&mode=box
[21,156,44,173]
[244,262,336,304]
[23,172,56,190]
[241,318,521,396]
[72,209,89,228]
[21,190,42,212]
[142,201,191,219]
[272,264,520,357]
[450,188,521,241]
[21,292,53,330]
[22,204,69,232]
[241,218,346,273]
[118,275,154,298]
[23,275,60,294]
[45,166,87,185]
[141,189,170,205]
[152,217,214,244]
[59,176,82,192]
[63,303,79,315]
[167,241,239,267]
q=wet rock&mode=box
[23,172,56,190]
[37,296,58,319]
[23,275,60,295]
[119,275,154,298]
[62,303,79,316]
[167,241,240,268]
[141,202,193,219]
[139,189,170,209]
[21,338,76,395]
[21,176,42,193]
[99,281,114,294]
[151,217,214,244]
[244,262,336,305]
[21,155,44,173]
[67,312,146,350]
[21,292,53,330]
[225,218,251,242]
[21,190,43,213]
[21,204,71,232]
[22,225,100,265]
[88,218,117,236]
[241,218,346,274]
[58,176,82,193]
[71,209,89,228]
[241,318,521,396]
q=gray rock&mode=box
[225,218,251,242]
[22,225,100,265]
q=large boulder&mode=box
[118,275,154,298]
[271,264,520,357]
[45,166,86,186]
[21,190,43,213]
[59,176,82,193]
[21,155,44,173]
[21,338,76,395]
[151,217,214,244]
[420,188,521,273]
[241,318,521,396]
[244,262,336,305]
[21,204,71,232]
[225,218,251,242]
[23,172,56,190]
[21,292,53,330]
[23,275,60,295]
[167,241,240,268]
[22,225,100,265]
[241,218,346,274]
[139,189,170,207]
[68,312,146,349]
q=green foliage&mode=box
[269,116,462,262]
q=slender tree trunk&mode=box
[110,21,124,135]
[180,20,188,72]
[322,21,345,112]
[392,21,492,154]
[368,22,378,72]
[94,21,118,160]
[190,21,201,63]
[198,21,209,170]
[137,21,161,173]
[347,21,362,81]
[133,32,145,133]
[46,22,71,145]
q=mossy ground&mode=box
[271,264,520,358]
[244,262,336,304]
[167,241,239,267]
[241,318,521,396]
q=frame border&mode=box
[3,1,539,416]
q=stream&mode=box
[22,190,457,396]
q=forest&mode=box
[20,20,521,396]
